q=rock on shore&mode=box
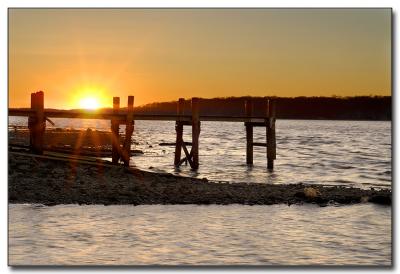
[8,152,391,207]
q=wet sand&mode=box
[9,152,391,207]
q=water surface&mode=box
[9,203,391,265]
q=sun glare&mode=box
[71,86,108,110]
[79,97,100,110]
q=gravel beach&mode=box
[8,151,391,207]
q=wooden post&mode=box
[28,92,36,151]
[28,91,45,154]
[122,96,134,166]
[245,98,253,165]
[266,99,276,169]
[174,98,184,166]
[191,97,200,169]
[111,97,120,164]
[36,91,45,154]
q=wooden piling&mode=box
[28,93,36,151]
[36,91,45,154]
[122,96,134,166]
[28,91,45,154]
[245,98,254,165]
[266,99,276,169]
[191,97,200,169]
[174,98,184,166]
[111,97,120,164]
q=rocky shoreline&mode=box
[8,152,391,207]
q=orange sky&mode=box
[9,8,391,109]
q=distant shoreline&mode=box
[9,151,391,207]
[9,95,391,121]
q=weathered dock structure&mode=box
[9,91,277,169]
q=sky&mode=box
[9,8,391,109]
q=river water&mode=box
[8,118,392,265]
[9,203,391,265]
[9,118,392,189]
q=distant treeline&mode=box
[14,96,389,121]
[133,96,391,121]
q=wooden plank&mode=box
[177,156,188,166]
[9,143,141,158]
[244,121,268,127]
[45,117,55,126]
[44,151,109,163]
[253,142,267,147]
[160,142,192,147]
[10,151,115,168]
[181,142,194,168]
[178,147,193,166]
[111,97,120,164]
[134,115,267,122]
[9,108,270,123]
[198,116,266,122]
[41,110,127,120]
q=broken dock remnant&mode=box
[10,92,277,170]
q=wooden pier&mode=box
[9,91,277,169]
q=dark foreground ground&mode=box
[9,152,391,207]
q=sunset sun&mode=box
[79,97,100,110]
